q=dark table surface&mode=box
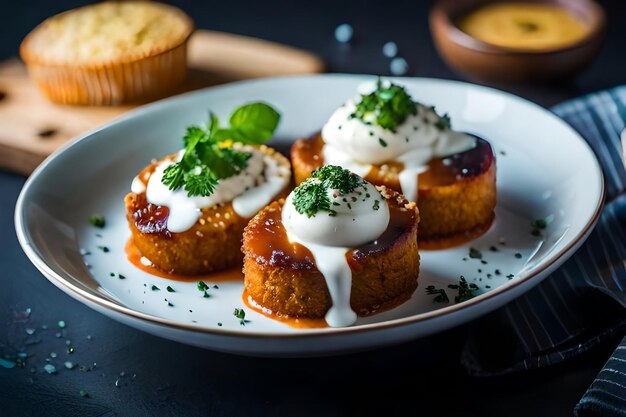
[2,1,626,416]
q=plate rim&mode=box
[14,73,606,338]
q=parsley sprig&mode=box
[292,166,364,218]
[351,79,417,132]
[161,102,280,197]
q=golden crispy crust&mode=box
[124,146,291,276]
[126,195,249,275]
[290,134,496,241]
[242,187,420,319]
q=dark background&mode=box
[1,1,626,416]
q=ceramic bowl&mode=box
[429,0,607,82]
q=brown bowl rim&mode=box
[430,0,607,55]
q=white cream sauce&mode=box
[136,146,289,233]
[321,81,476,202]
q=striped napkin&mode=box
[460,86,626,416]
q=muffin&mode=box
[242,166,420,327]
[19,1,194,105]
[290,79,496,246]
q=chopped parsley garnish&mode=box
[469,247,482,259]
[434,111,451,131]
[166,286,175,293]
[197,281,210,298]
[89,215,106,228]
[233,308,250,326]
[507,274,515,279]
[351,79,417,132]
[292,165,365,218]
[97,246,110,253]
[425,285,449,303]
[79,390,90,398]
[378,138,388,147]
[514,253,522,259]
[448,276,479,303]
[531,214,554,235]
[151,285,160,291]
[162,102,280,197]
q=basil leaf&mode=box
[229,102,280,144]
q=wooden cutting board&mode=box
[0,30,324,175]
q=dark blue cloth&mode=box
[461,86,626,416]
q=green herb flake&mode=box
[447,276,480,303]
[292,166,365,217]
[469,248,482,259]
[89,215,106,228]
[425,285,449,303]
[118,274,126,280]
[97,246,110,253]
[378,138,388,147]
[351,79,417,131]
[151,285,160,291]
[166,286,175,293]
[161,102,280,197]
[79,390,90,398]
[197,281,211,298]
[514,253,522,259]
[373,200,380,211]
[233,308,250,326]
[531,215,554,231]
[507,274,515,279]
[434,112,451,131]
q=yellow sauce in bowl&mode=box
[458,3,590,50]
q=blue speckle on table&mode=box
[334,23,353,43]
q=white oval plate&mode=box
[15,74,604,357]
